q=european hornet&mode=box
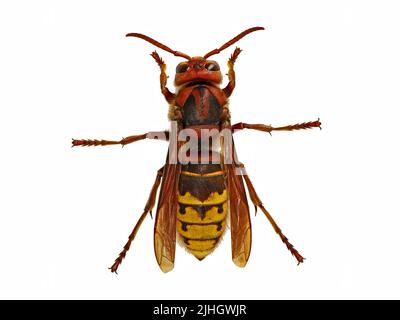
[73,27,321,273]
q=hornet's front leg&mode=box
[151,51,175,104]
[72,131,169,147]
[232,119,321,135]
[223,47,242,98]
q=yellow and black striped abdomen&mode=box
[177,164,227,260]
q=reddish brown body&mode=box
[174,83,229,263]
[72,27,321,273]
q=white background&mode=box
[1,0,399,299]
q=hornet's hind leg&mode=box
[109,167,164,273]
[238,164,305,265]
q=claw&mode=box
[109,262,119,274]
[316,118,322,130]
[71,139,82,147]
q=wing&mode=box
[224,144,252,267]
[153,160,181,273]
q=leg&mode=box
[109,166,164,273]
[223,47,242,98]
[232,119,321,135]
[72,131,169,147]
[238,164,305,265]
[151,51,175,104]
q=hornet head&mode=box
[126,27,264,88]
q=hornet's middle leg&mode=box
[232,119,321,135]
[72,131,169,147]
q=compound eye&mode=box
[176,63,189,73]
[205,62,220,71]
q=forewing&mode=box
[225,151,252,267]
[154,162,180,273]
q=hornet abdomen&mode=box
[178,164,227,260]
